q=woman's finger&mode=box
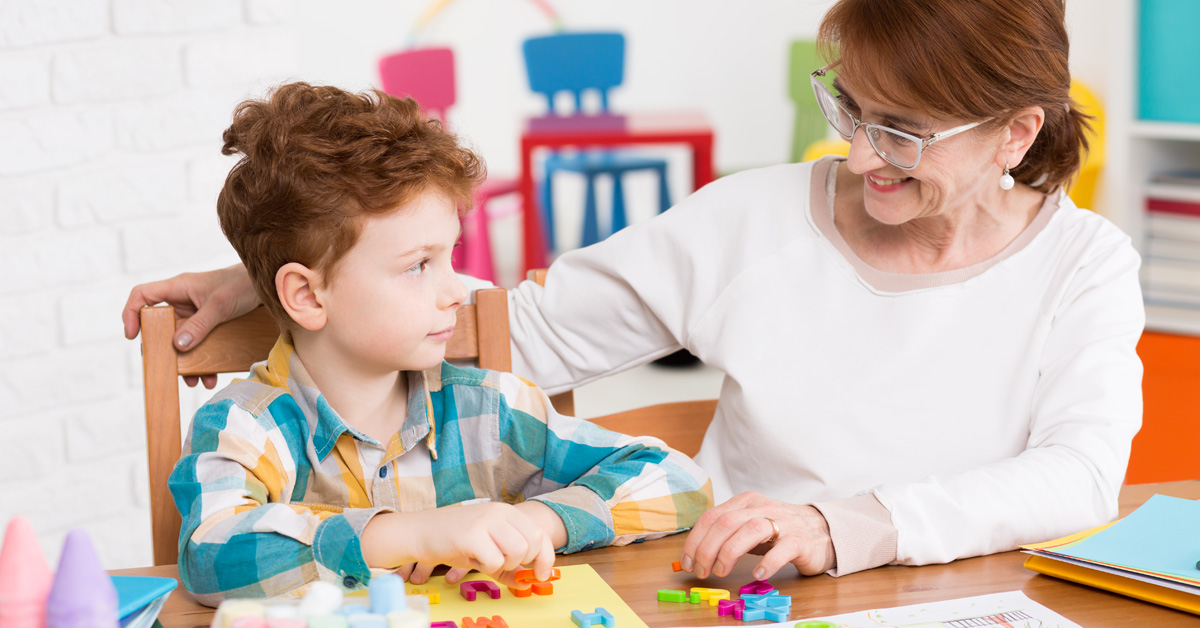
[710,515,778,578]
[689,508,759,579]
[681,492,762,572]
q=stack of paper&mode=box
[1022,494,1200,615]
[113,575,177,628]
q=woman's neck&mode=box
[833,163,1045,274]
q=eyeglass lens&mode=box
[810,78,922,169]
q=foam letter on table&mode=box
[571,608,616,628]
[429,623,458,628]
[461,616,508,628]
[0,516,54,628]
[716,599,745,618]
[689,588,730,606]
[407,587,441,604]
[656,589,687,603]
[459,581,502,601]
[510,568,561,596]
[737,579,775,595]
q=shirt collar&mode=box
[250,336,440,462]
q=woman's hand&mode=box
[680,491,835,581]
[121,264,259,388]
[361,503,557,589]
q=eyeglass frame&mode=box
[810,64,990,170]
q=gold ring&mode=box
[763,517,781,544]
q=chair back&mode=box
[378,47,457,124]
[788,39,827,163]
[138,288,510,565]
[1067,78,1105,210]
[522,32,625,114]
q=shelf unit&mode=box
[1106,0,1200,335]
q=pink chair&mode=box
[378,47,518,283]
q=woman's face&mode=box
[835,77,1003,225]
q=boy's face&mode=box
[316,190,467,374]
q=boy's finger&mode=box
[532,533,556,582]
[409,562,437,584]
[394,563,416,581]
[444,566,471,584]
[488,523,531,573]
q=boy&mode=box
[168,82,712,605]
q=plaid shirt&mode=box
[169,338,712,604]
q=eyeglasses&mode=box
[810,65,987,170]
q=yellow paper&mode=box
[406,564,649,628]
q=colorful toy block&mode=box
[741,593,790,607]
[716,598,744,618]
[429,622,458,628]
[742,594,791,622]
[570,607,616,628]
[406,587,440,604]
[461,616,507,628]
[299,581,345,616]
[671,560,682,572]
[369,574,407,614]
[656,589,687,603]
[0,517,53,628]
[686,587,729,606]
[459,581,502,601]
[737,579,775,595]
[510,567,560,596]
[47,529,119,628]
[512,568,561,585]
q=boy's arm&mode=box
[169,396,385,605]
[496,374,714,553]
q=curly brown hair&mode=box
[216,82,485,332]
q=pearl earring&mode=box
[999,162,1015,190]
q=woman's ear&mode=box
[996,105,1045,170]
[276,262,327,332]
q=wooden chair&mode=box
[139,289,512,565]
[139,277,717,566]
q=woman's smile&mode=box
[865,172,913,192]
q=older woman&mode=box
[124,0,1142,581]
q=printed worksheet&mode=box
[680,591,1081,628]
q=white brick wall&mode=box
[0,0,296,570]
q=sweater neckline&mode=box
[808,157,1059,293]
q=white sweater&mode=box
[501,157,1144,570]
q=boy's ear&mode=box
[996,105,1045,170]
[276,262,327,332]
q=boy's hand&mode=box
[363,503,556,588]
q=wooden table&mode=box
[517,112,716,274]
[115,480,1200,627]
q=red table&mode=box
[518,112,716,274]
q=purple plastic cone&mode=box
[45,529,118,628]
[0,516,53,628]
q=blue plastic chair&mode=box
[523,32,672,250]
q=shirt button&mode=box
[378,466,388,478]
[343,575,358,588]
[582,542,594,551]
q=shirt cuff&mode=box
[312,507,388,591]
[530,486,615,553]
[811,493,897,576]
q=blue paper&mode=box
[112,575,176,618]
[1054,494,1200,581]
